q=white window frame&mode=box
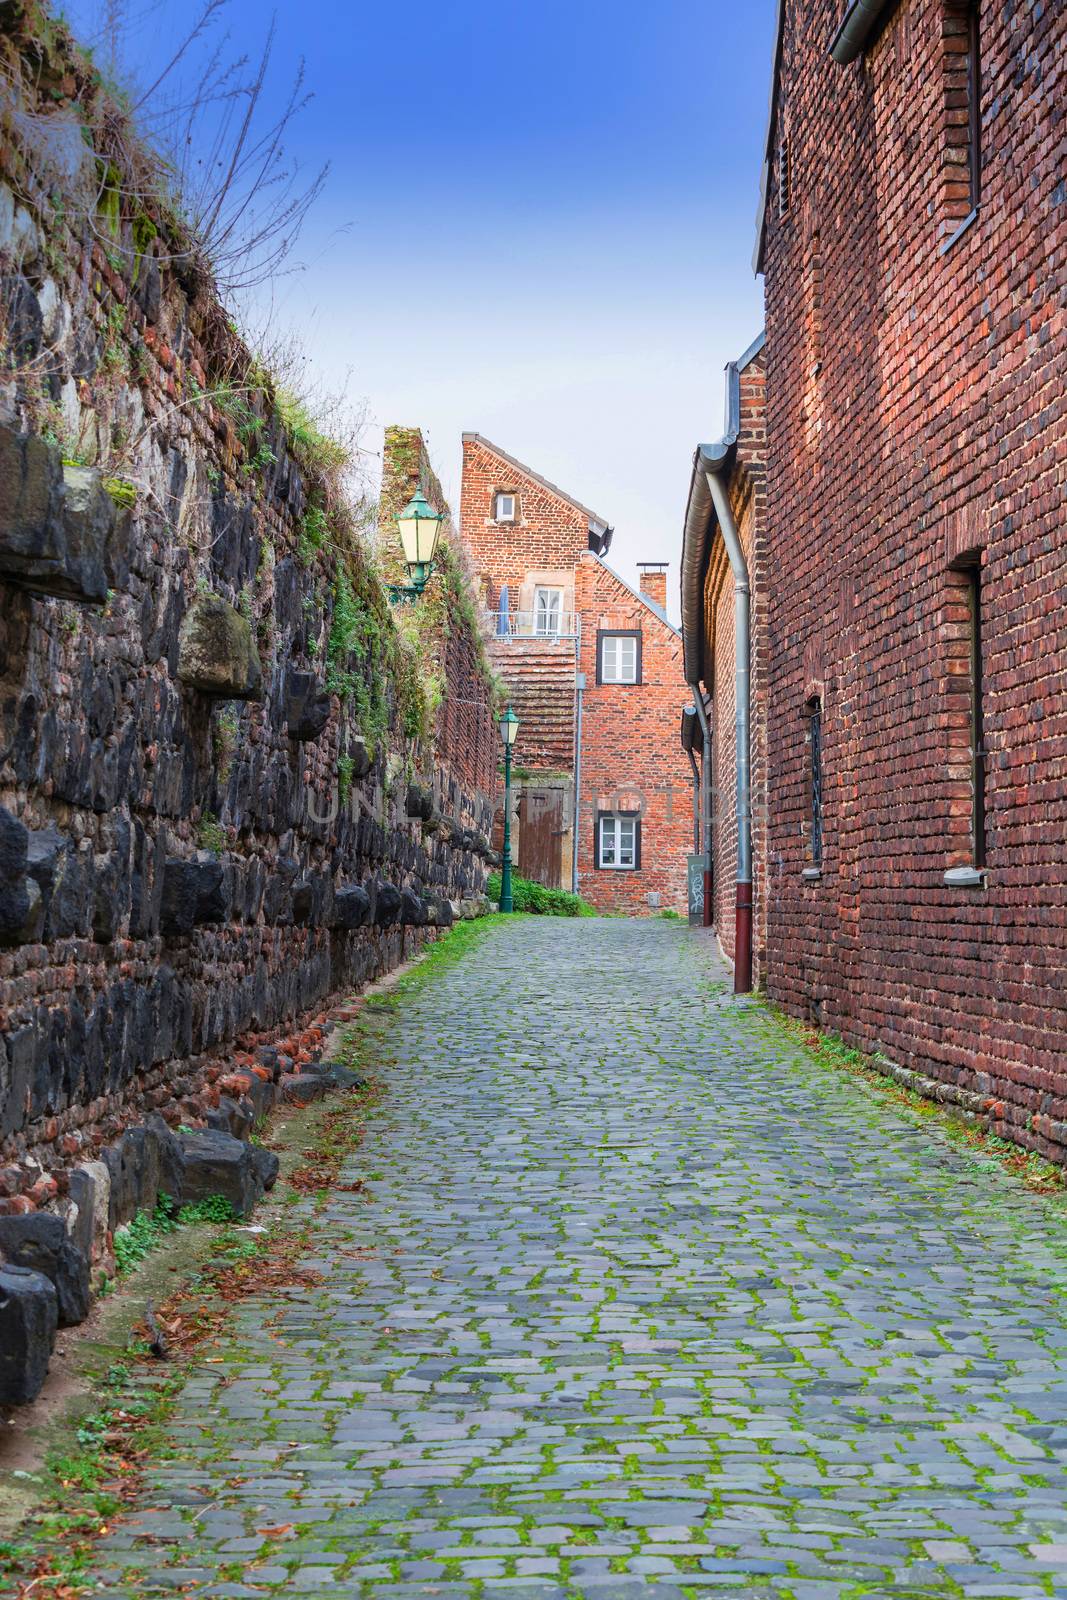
[599,814,637,870]
[494,492,516,523]
[534,586,563,637]
[600,633,638,684]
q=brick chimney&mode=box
[637,563,668,611]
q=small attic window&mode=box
[494,493,516,523]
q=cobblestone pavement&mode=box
[77,921,1067,1598]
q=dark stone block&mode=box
[145,1114,184,1206]
[255,1045,281,1079]
[193,857,229,924]
[160,858,229,935]
[159,859,198,936]
[285,671,331,741]
[0,430,127,604]
[400,887,427,926]
[0,804,34,947]
[206,1095,253,1142]
[177,595,262,700]
[209,493,259,591]
[280,1072,330,1105]
[262,856,299,925]
[430,895,455,928]
[251,1146,280,1191]
[344,737,371,780]
[103,1125,157,1230]
[63,465,131,592]
[332,884,371,930]
[0,1265,56,1405]
[373,879,402,927]
[316,1060,370,1091]
[0,1213,91,1328]
[406,783,434,821]
[176,1128,263,1218]
[66,1167,99,1262]
[291,880,316,925]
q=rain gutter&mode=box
[679,333,763,992]
[830,0,897,65]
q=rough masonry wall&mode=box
[761,0,1066,1155]
[575,555,691,915]
[0,10,497,1212]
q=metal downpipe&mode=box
[692,693,713,928]
[705,471,753,993]
[686,746,701,854]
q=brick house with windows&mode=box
[682,0,1065,1159]
[460,433,692,914]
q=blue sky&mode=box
[69,0,775,604]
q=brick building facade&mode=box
[461,435,693,914]
[681,337,768,983]
[683,0,1065,1158]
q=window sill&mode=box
[802,866,823,882]
[939,207,979,257]
[944,866,988,889]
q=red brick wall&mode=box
[761,0,1067,1156]
[460,435,593,607]
[575,555,692,915]
[700,349,768,978]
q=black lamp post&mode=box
[499,704,519,912]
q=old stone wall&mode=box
[760,0,1066,1155]
[0,5,497,1230]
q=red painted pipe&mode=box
[703,867,713,928]
[734,881,753,994]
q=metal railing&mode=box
[486,609,581,643]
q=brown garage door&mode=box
[518,788,565,889]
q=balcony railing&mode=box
[487,610,581,643]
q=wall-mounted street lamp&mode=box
[499,704,519,913]
[388,488,445,603]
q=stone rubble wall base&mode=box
[0,897,491,1409]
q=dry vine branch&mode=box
[70,0,330,296]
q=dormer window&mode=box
[494,492,516,523]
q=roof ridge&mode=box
[587,553,680,635]
[462,432,611,532]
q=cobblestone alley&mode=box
[68,921,1067,1599]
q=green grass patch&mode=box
[764,1003,1067,1194]
[486,870,597,918]
[110,1194,236,1281]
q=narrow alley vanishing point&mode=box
[71,921,1067,1599]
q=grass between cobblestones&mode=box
[0,915,501,1598]
[761,1001,1067,1197]
[0,1032,390,1596]
[6,919,1067,1600]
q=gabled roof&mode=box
[592,554,680,636]
[462,432,612,538]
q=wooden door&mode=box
[518,788,565,888]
